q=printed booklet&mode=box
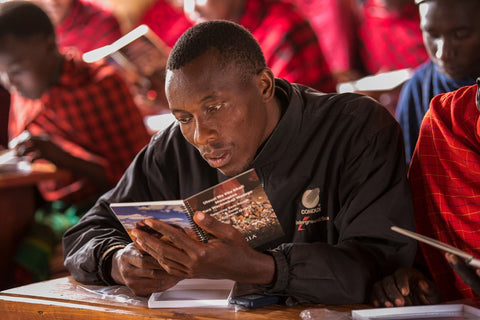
[391,226,480,268]
[110,168,284,248]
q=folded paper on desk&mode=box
[148,279,235,308]
[391,226,480,268]
[352,304,480,320]
[337,68,413,93]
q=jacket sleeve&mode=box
[261,112,417,304]
[62,143,167,285]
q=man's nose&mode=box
[193,119,217,146]
[435,37,455,62]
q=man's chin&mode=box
[216,164,249,178]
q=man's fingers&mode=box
[143,219,199,246]
[193,211,243,243]
[393,268,412,296]
[446,253,480,295]
[417,280,441,305]
[371,280,392,307]
[132,225,192,265]
[382,275,405,307]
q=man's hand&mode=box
[131,211,275,285]
[111,243,182,296]
[370,267,441,307]
[13,132,111,190]
[14,133,67,164]
[445,253,480,295]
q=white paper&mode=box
[352,304,480,320]
[148,279,235,308]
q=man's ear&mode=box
[256,68,275,102]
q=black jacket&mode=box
[63,79,416,304]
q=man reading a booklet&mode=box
[371,81,480,307]
[63,20,416,304]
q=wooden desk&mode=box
[0,163,69,289]
[0,276,367,320]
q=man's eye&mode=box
[207,104,222,112]
[177,116,192,124]
[454,29,471,40]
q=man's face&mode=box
[419,0,480,79]
[0,35,54,99]
[183,0,240,24]
[30,0,73,26]
[166,50,275,177]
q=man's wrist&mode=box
[99,244,125,285]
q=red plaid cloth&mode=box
[241,0,336,92]
[409,84,480,301]
[293,0,359,74]
[9,52,150,205]
[358,0,428,74]
[142,0,336,93]
[56,0,122,53]
[140,0,192,48]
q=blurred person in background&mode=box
[293,0,362,83]
[179,0,337,93]
[395,0,480,164]
[0,1,150,288]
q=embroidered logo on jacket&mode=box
[296,188,327,231]
[301,188,320,208]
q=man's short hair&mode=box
[167,20,267,81]
[0,1,54,41]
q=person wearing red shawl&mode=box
[0,1,150,288]
[31,0,122,54]
[408,82,480,301]
[293,0,362,83]
[0,0,124,152]
[143,0,336,93]
[358,0,428,75]
[369,82,480,307]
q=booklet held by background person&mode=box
[110,168,284,249]
[391,226,480,268]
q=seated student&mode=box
[0,1,150,286]
[2,0,123,144]
[396,0,480,164]
[31,0,122,54]
[358,0,428,76]
[63,20,416,304]
[179,0,336,93]
[293,0,362,83]
[370,81,480,306]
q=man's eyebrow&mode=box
[171,93,219,113]
[199,93,218,104]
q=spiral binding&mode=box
[184,201,208,243]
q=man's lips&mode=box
[203,150,232,168]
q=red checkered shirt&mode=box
[56,0,122,53]
[358,0,428,74]
[140,0,192,48]
[293,0,359,74]
[8,52,150,205]
[142,0,336,93]
[409,84,480,301]
[241,0,336,92]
